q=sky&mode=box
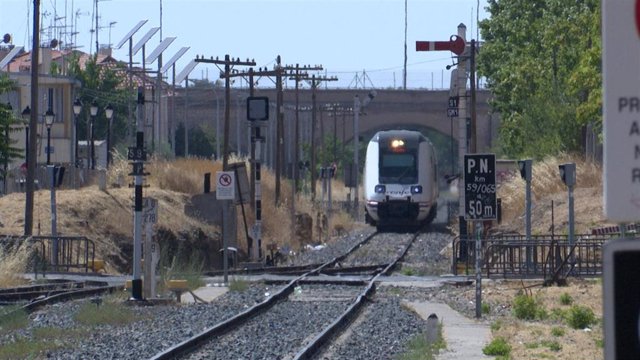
[1,0,489,89]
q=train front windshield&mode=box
[379,151,417,184]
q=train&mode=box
[363,130,439,230]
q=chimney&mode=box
[98,46,112,57]
[39,46,51,74]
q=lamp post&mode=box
[90,101,98,170]
[4,103,12,194]
[21,106,30,165]
[73,99,82,168]
[105,104,113,168]
[44,109,54,165]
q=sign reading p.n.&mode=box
[464,154,497,220]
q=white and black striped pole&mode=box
[130,87,146,300]
[247,95,269,260]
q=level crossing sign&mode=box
[464,154,497,220]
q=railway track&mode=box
[0,229,449,359]
[151,231,420,360]
[0,280,114,304]
[0,279,120,323]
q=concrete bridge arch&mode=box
[176,88,498,176]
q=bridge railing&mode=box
[453,233,622,280]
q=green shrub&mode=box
[550,308,569,322]
[559,292,573,305]
[0,338,61,359]
[396,324,446,360]
[482,302,491,315]
[74,299,137,326]
[490,320,503,332]
[0,307,28,333]
[542,340,562,351]
[535,306,549,320]
[566,305,596,329]
[513,294,539,320]
[229,278,249,292]
[483,337,511,356]
[401,267,415,276]
[551,326,565,337]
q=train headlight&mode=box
[390,139,406,153]
[411,185,423,194]
[374,184,386,194]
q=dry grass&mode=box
[497,154,606,234]
[0,243,31,287]
[0,151,359,280]
[480,279,603,360]
[480,153,607,359]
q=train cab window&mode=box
[379,152,417,184]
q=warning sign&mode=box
[216,171,235,200]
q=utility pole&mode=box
[300,74,337,202]
[25,0,40,236]
[469,39,477,153]
[195,55,256,170]
[287,64,322,193]
[275,56,283,204]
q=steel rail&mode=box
[149,231,379,360]
[292,232,419,360]
[21,284,119,313]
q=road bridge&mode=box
[174,88,497,175]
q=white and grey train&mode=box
[363,130,439,230]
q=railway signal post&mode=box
[129,87,148,301]
[416,25,471,259]
[464,153,497,318]
[247,95,269,260]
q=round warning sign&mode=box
[216,171,235,200]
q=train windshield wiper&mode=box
[396,166,415,184]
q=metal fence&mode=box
[453,233,624,281]
[0,235,96,275]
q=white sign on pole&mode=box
[216,171,235,200]
[603,0,640,222]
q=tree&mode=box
[174,123,216,158]
[67,53,131,159]
[0,75,26,182]
[478,0,601,158]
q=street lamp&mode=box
[105,104,113,168]
[90,100,98,170]
[4,103,12,194]
[21,106,30,165]
[44,109,55,165]
[73,99,82,168]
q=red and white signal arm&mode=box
[603,0,640,222]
